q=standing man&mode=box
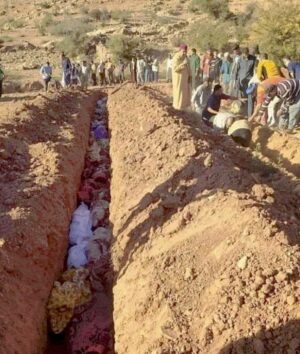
[229,46,241,96]
[137,56,146,85]
[117,59,125,83]
[61,52,72,88]
[91,60,97,86]
[257,79,300,132]
[40,61,52,92]
[81,60,90,90]
[166,54,173,83]
[98,61,106,86]
[145,57,152,83]
[220,53,232,94]
[130,57,137,83]
[210,50,222,83]
[189,48,200,92]
[172,44,191,110]
[201,48,212,81]
[106,58,114,85]
[235,47,256,116]
[0,60,4,98]
[283,57,300,80]
[152,58,159,82]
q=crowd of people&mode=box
[129,55,160,84]
[1,44,300,141]
[39,52,162,92]
[40,53,129,92]
[172,44,300,138]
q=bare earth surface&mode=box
[0,83,299,353]
[108,84,300,354]
[0,90,99,354]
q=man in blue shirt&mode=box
[283,57,300,80]
[202,84,246,124]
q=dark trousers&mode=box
[99,73,106,86]
[108,71,114,85]
[239,78,252,117]
[44,77,51,92]
[0,79,3,97]
[91,73,97,86]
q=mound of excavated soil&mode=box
[0,90,99,354]
[109,85,300,354]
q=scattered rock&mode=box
[286,295,296,306]
[203,154,213,168]
[160,325,178,341]
[275,271,288,283]
[22,63,40,70]
[184,267,195,281]
[237,256,248,270]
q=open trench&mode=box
[45,95,114,354]
[1,84,300,354]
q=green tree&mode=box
[250,0,300,59]
[107,35,142,61]
[37,14,54,35]
[185,17,232,52]
[56,33,90,57]
[189,0,231,19]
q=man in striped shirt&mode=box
[259,79,300,131]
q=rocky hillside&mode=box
[0,0,263,86]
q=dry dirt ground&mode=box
[0,83,299,354]
[108,84,300,354]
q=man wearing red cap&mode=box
[172,44,191,110]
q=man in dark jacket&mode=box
[236,47,256,116]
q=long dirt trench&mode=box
[0,84,300,354]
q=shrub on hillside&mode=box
[40,1,52,9]
[89,8,111,22]
[56,33,90,57]
[188,0,232,19]
[0,18,25,29]
[38,14,54,35]
[185,17,232,52]
[0,35,12,43]
[249,0,300,59]
[107,35,142,60]
[47,18,93,36]
[110,10,131,23]
[80,6,89,15]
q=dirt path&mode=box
[108,84,300,354]
[0,90,99,354]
